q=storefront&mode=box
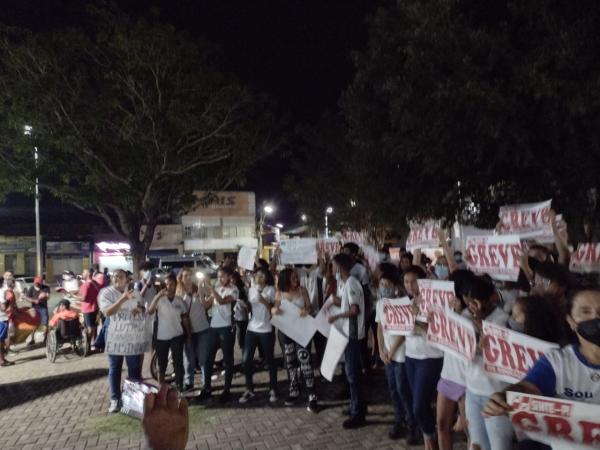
[45,241,91,282]
[0,235,37,275]
[93,241,133,274]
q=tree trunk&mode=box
[128,223,156,276]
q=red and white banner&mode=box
[507,392,600,449]
[426,306,476,362]
[569,243,600,274]
[316,238,341,256]
[482,321,559,383]
[380,297,416,336]
[498,199,553,240]
[416,279,455,322]
[405,221,440,252]
[465,234,523,281]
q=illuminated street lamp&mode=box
[24,125,42,276]
[258,203,275,253]
[325,206,333,238]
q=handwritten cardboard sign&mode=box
[106,311,152,356]
[279,238,318,265]
[465,234,523,281]
[482,321,559,383]
[498,199,552,240]
[380,297,416,336]
[237,246,257,271]
[426,306,476,362]
[416,279,455,322]
[405,221,440,252]
[569,243,600,274]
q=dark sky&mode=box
[0,0,380,227]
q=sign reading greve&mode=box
[426,306,476,362]
[316,238,341,256]
[465,234,523,281]
[405,221,440,252]
[482,321,559,383]
[106,311,151,356]
[507,392,600,449]
[381,297,416,336]
[416,279,455,322]
[498,199,553,240]
[569,243,600,274]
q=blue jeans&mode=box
[184,329,209,386]
[108,354,142,401]
[404,357,443,437]
[243,330,277,391]
[466,389,513,450]
[204,326,235,392]
[344,339,364,417]
[385,361,416,427]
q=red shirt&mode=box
[79,281,99,313]
[49,309,78,327]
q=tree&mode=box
[0,7,278,271]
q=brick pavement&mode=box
[0,342,468,450]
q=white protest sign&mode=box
[507,392,600,450]
[270,299,317,348]
[482,321,559,383]
[426,306,476,362]
[320,325,349,382]
[237,246,257,271]
[569,243,600,274]
[416,279,455,322]
[315,296,342,338]
[279,238,318,265]
[361,244,381,272]
[465,234,523,281]
[498,199,553,240]
[106,311,152,356]
[405,221,440,252]
[380,297,416,336]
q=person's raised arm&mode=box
[104,289,136,316]
[438,228,458,274]
[482,380,542,417]
[550,209,570,266]
[147,289,166,315]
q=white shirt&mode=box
[404,296,444,360]
[155,296,187,340]
[0,297,8,321]
[210,285,238,328]
[376,300,405,363]
[337,275,365,340]
[466,306,510,395]
[99,286,139,314]
[248,285,275,333]
[182,293,209,334]
[350,262,370,286]
[441,354,468,386]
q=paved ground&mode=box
[0,338,468,450]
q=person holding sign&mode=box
[272,268,318,412]
[483,288,600,450]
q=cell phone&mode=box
[128,282,135,291]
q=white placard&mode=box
[416,279,455,322]
[270,299,317,348]
[426,306,476,363]
[320,325,349,382]
[405,221,440,252]
[380,297,416,336]
[569,243,600,273]
[237,246,257,271]
[314,296,342,338]
[498,199,553,240]
[106,311,152,356]
[279,238,318,265]
[465,234,523,281]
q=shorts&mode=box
[83,311,98,328]
[34,305,49,326]
[0,321,7,341]
[437,377,466,402]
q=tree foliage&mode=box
[0,7,278,267]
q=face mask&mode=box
[455,255,463,263]
[577,318,600,346]
[434,265,449,280]
[379,286,395,299]
[508,317,525,333]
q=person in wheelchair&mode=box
[49,299,80,339]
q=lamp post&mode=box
[325,206,333,238]
[258,203,274,256]
[24,125,42,276]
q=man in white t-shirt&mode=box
[329,253,366,429]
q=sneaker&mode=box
[239,390,255,404]
[108,399,120,413]
[307,395,318,413]
[220,369,226,376]
[342,404,368,417]
[219,390,230,403]
[284,395,299,406]
[269,389,278,404]
[388,422,406,440]
[196,390,212,402]
[210,374,219,381]
[342,415,366,429]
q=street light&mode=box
[24,125,42,277]
[325,206,333,238]
[258,203,275,255]
[301,214,307,222]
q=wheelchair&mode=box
[45,317,89,363]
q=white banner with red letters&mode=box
[426,306,476,362]
[507,391,600,450]
[465,234,523,281]
[416,279,455,322]
[498,199,553,241]
[380,297,416,336]
[405,221,440,252]
[316,238,341,256]
[569,243,600,274]
[482,321,559,383]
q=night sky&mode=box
[0,0,381,228]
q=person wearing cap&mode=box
[73,269,100,351]
[49,299,79,327]
[25,276,51,344]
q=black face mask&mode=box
[577,318,600,346]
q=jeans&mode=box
[204,326,235,392]
[184,329,209,386]
[280,331,315,398]
[156,335,185,389]
[466,389,514,450]
[405,357,443,438]
[243,330,277,391]
[385,361,416,427]
[344,339,364,417]
[235,320,248,352]
[108,354,142,401]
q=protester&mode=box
[25,276,50,344]
[148,273,190,392]
[240,267,278,404]
[0,292,12,366]
[48,299,79,327]
[232,269,250,368]
[74,270,99,350]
